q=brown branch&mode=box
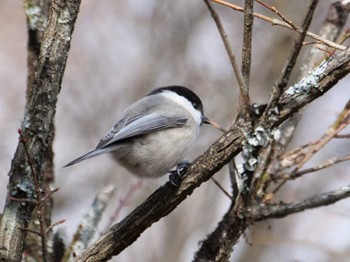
[18,227,42,238]
[302,1,350,72]
[19,130,40,194]
[0,1,82,261]
[212,0,346,50]
[45,219,66,234]
[104,181,143,232]
[240,0,254,111]
[19,129,49,261]
[256,0,298,31]
[289,155,350,179]
[73,47,350,262]
[196,2,350,259]
[335,133,350,139]
[246,185,350,221]
[204,0,247,105]
[270,100,350,193]
[259,1,350,198]
[194,207,246,261]
[265,0,319,115]
[294,100,350,170]
[210,177,232,200]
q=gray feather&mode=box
[96,112,187,149]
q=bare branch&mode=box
[246,185,350,221]
[212,0,346,50]
[256,0,298,31]
[73,47,350,262]
[266,0,319,114]
[194,208,246,261]
[104,181,143,232]
[204,0,247,106]
[210,177,232,200]
[241,0,254,93]
[289,155,350,179]
[0,1,82,261]
[64,185,115,261]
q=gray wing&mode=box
[64,112,188,168]
[96,112,188,149]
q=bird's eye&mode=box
[192,102,199,110]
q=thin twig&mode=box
[289,155,350,179]
[104,181,143,233]
[73,48,350,262]
[19,129,49,262]
[267,0,319,111]
[18,227,42,237]
[255,0,298,31]
[41,187,60,202]
[210,177,232,199]
[247,185,350,221]
[204,0,246,98]
[19,129,40,194]
[335,133,350,139]
[212,0,346,50]
[272,100,350,192]
[294,99,350,171]
[7,196,39,204]
[45,219,66,234]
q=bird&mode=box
[64,85,224,178]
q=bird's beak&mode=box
[202,115,227,133]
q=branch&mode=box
[64,185,115,261]
[212,0,347,50]
[240,0,254,111]
[289,155,350,179]
[194,207,246,262]
[204,0,247,104]
[278,52,350,120]
[0,1,82,261]
[265,0,319,115]
[246,185,350,221]
[73,47,350,262]
[276,0,319,90]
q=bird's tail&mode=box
[63,149,106,167]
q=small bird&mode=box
[64,86,224,178]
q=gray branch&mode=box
[0,1,81,261]
[246,185,350,221]
[73,47,350,262]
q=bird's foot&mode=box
[169,160,191,186]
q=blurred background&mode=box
[1,0,350,261]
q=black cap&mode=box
[148,85,204,115]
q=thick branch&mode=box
[194,208,246,262]
[278,50,350,121]
[0,1,81,261]
[74,48,350,262]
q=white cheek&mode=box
[161,91,202,127]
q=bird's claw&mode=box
[169,160,191,186]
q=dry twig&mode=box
[212,0,346,50]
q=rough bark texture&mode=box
[0,1,81,261]
[73,49,350,261]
